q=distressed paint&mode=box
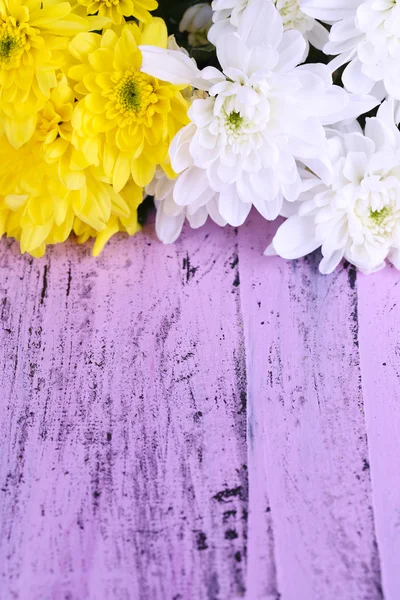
[358,269,400,600]
[0,220,247,600]
[0,210,397,600]
[238,212,382,600]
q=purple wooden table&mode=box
[0,210,398,600]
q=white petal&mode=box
[264,243,277,256]
[346,243,387,274]
[139,46,209,89]
[280,199,302,218]
[288,119,326,159]
[187,206,208,229]
[308,21,330,50]
[253,192,283,221]
[155,203,185,244]
[169,124,196,173]
[163,192,184,217]
[200,66,226,84]
[343,131,375,155]
[188,98,215,127]
[342,57,374,95]
[207,19,234,46]
[281,174,303,202]
[238,0,283,48]
[247,45,278,76]
[324,91,378,125]
[207,195,227,226]
[357,41,378,66]
[326,49,358,73]
[270,215,320,259]
[249,169,280,202]
[300,0,363,23]
[343,152,368,183]
[218,185,251,226]
[319,249,344,273]
[301,156,333,185]
[328,18,360,44]
[384,75,400,102]
[173,167,210,206]
[388,249,400,271]
[276,30,307,73]
[190,134,219,167]
[364,117,396,152]
[216,33,247,74]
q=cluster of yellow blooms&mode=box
[0,0,189,256]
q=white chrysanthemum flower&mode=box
[146,167,225,244]
[302,0,400,100]
[209,0,329,50]
[140,3,377,229]
[179,3,213,47]
[267,102,400,274]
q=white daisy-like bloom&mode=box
[267,102,400,274]
[140,3,377,230]
[301,0,400,100]
[179,3,213,47]
[208,0,329,51]
[146,167,225,244]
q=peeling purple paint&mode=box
[0,211,398,600]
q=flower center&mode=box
[97,0,121,6]
[117,78,141,112]
[369,206,391,227]
[108,71,158,127]
[0,34,16,57]
[367,204,398,239]
[0,21,27,68]
[273,0,312,32]
[216,101,264,155]
[351,173,400,245]
[85,0,124,9]
[226,111,243,131]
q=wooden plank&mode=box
[0,221,247,600]
[358,268,400,600]
[238,211,382,600]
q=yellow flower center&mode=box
[226,111,243,131]
[0,20,28,69]
[370,206,391,226]
[108,71,158,126]
[96,0,121,6]
[117,78,142,112]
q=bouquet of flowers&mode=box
[2,0,400,274]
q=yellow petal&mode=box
[131,154,155,187]
[3,114,37,148]
[140,17,168,48]
[92,219,119,256]
[113,152,131,192]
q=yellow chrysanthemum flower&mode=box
[73,179,143,256]
[0,0,108,148]
[76,0,158,25]
[0,138,143,256]
[0,140,75,256]
[34,73,133,230]
[69,19,189,192]
[0,76,143,256]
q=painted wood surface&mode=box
[0,211,399,600]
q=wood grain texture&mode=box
[358,269,400,600]
[0,210,397,600]
[0,221,247,600]
[238,213,382,600]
